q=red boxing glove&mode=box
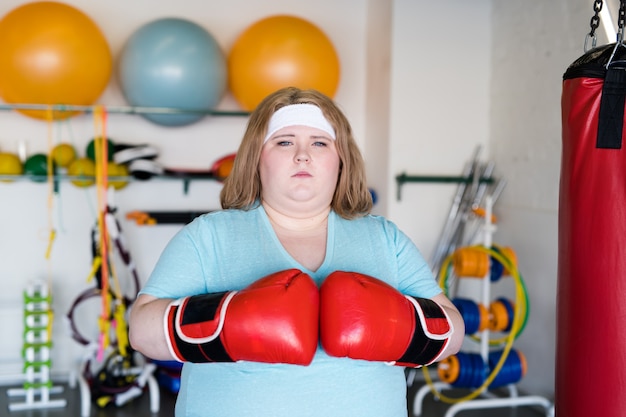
[165,269,319,365]
[320,271,453,367]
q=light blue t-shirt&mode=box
[140,205,441,417]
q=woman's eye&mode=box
[277,140,292,146]
[313,141,327,147]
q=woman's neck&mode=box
[262,201,330,234]
[262,201,330,272]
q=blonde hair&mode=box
[220,87,372,219]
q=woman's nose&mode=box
[295,147,310,163]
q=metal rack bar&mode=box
[0,173,218,194]
[395,173,495,201]
[0,103,249,117]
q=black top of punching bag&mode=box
[564,43,626,80]
[563,43,626,149]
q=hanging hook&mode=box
[585,0,603,52]
[584,33,598,52]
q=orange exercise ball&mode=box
[228,15,340,111]
[0,1,112,120]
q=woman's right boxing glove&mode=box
[165,268,319,365]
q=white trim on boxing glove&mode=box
[394,296,455,367]
[163,291,238,362]
[175,291,237,344]
[404,295,454,341]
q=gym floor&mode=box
[1,376,549,417]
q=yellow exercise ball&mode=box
[0,1,112,120]
[0,152,23,182]
[228,15,340,111]
[67,157,95,187]
[51,143,77,168]
[107,162,129,190]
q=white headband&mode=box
[263,104,336,143]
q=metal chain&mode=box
[586,0,604,51]
[619,0,626,42]
[590,0,603,37]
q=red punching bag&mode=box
[558,41,626,416]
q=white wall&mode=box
[388,0,492,262]
[389,0,618,400]
[1,0,593,403]
[0,0,369,377]
[490,0,612,398]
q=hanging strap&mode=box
[598,65,626,149]
[596,0,626,149]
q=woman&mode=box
[129,87,464,416]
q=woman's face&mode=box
[259,124,340,213]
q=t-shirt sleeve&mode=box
[389,221,442,299]
[139,221,208,299]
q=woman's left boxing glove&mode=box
[320,270,453,367]
[165,268,319,365]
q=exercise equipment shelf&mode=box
[0,173,221,194]
[0,102,249,117]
